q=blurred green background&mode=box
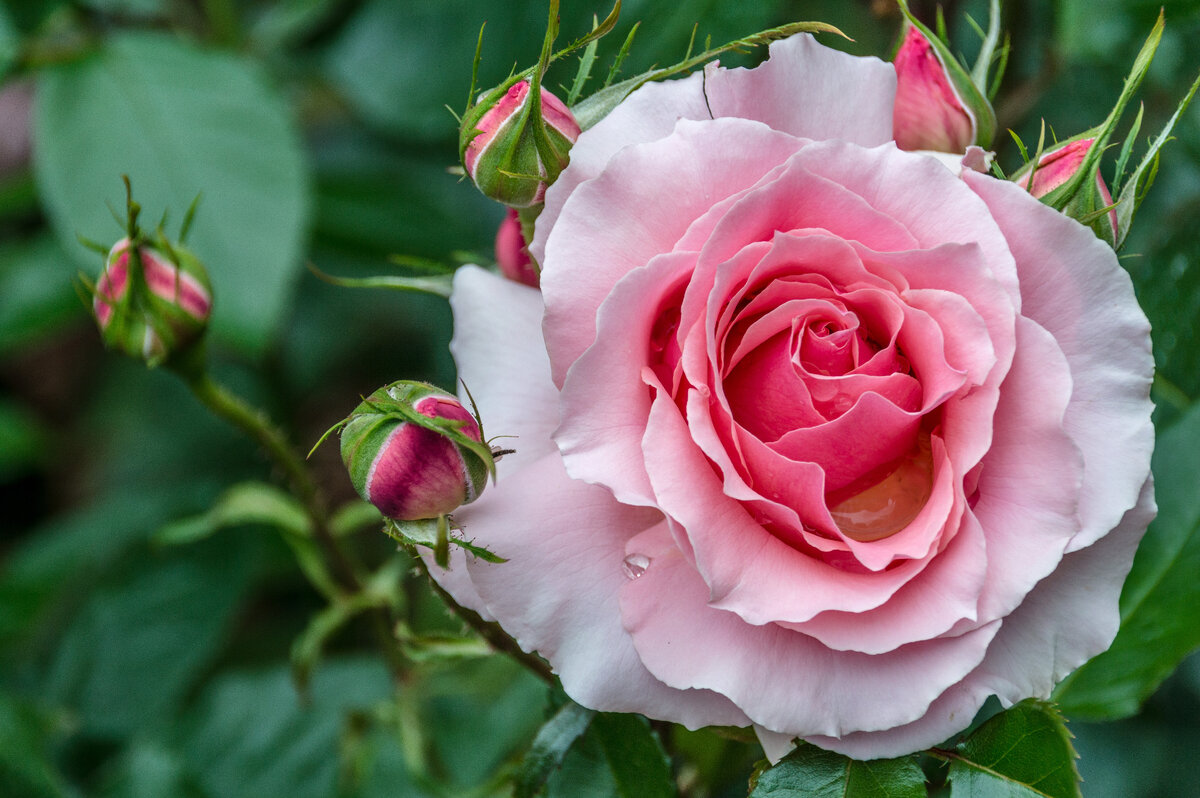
[1,1,1199,796]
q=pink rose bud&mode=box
[893,26,984,153]
[340,381,492,521]
[461,79,581,208]
[495,209,539,287]
[92,237,212,367]
[1013,138,1119,242]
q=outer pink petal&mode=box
[556,250,698,506]
[806,477,1154,759]
[619,522,999,738]
[531,72,711,265]
[963,172,1154,552]
[455,453,750,728]
[541,118,804,386]
[703,34,895,146]
[449,266,557,476]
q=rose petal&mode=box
[619,522,1000,737]
[455,453,750,728]
[703,34,896,146]
[449,266,557,476]
[964,172,1154,552]
[542,119,805,385]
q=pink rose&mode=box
[433,35,1155,758]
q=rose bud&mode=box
[340,381,493,521]
[92,237,212,367]
[892,25,994,153]
[460,79,581,208]
[495,209,539,287]
[1013,137,1119,243]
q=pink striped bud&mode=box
[1014,138,1119,242]
[340,381,492,521]
[893,26,985,153]
[460,80,581,207]
[92,237,212,367]
[495,209,539,287]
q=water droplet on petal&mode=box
[622,553,650,580]
[830,435,934,542]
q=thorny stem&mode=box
[181,370,409,679]
[413,553,557,685]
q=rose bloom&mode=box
[432,35,1155,758]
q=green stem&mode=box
[181,370,411,682]
[413,554,556,685]
[185,372,360,588]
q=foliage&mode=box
[2,0,1200,796]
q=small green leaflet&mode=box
[941,700,1080,798]
[749,741,927,797]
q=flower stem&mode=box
[184,372,360,588]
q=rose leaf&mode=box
[539,711,674,798]
[748,741,927,797]
[942,699,1081,798]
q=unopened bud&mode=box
[1014,138,1118,243]
[495,209,539,287]
[461,80,581,207]
[92,237,212,367]
[340,381,492,521]
[893,25,994,153]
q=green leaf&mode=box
[0,485,211,651]
[749,740,926,797]
[0,693,68,798]
[97,740,201,798]
[0,398,44,481]
[154,480,310,546]
[308,263,453,298]
[0,233,85,356]
[515,701,596,798]
[543,713,675,798]
[330,499,383,537]
[45,535,260,737]
[1056,399,1200,718]
[290,559,404,691]
[944,700,1080,798]
[0,5,17,79]
[420,656,549,791]
[393,621,491,663]
[34,32,310,355]
[178,658,392,798]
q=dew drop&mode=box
[622,553,650,580]
[829,436,934,542]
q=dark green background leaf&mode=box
[33,32,310,354]
[750,740,926,798]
